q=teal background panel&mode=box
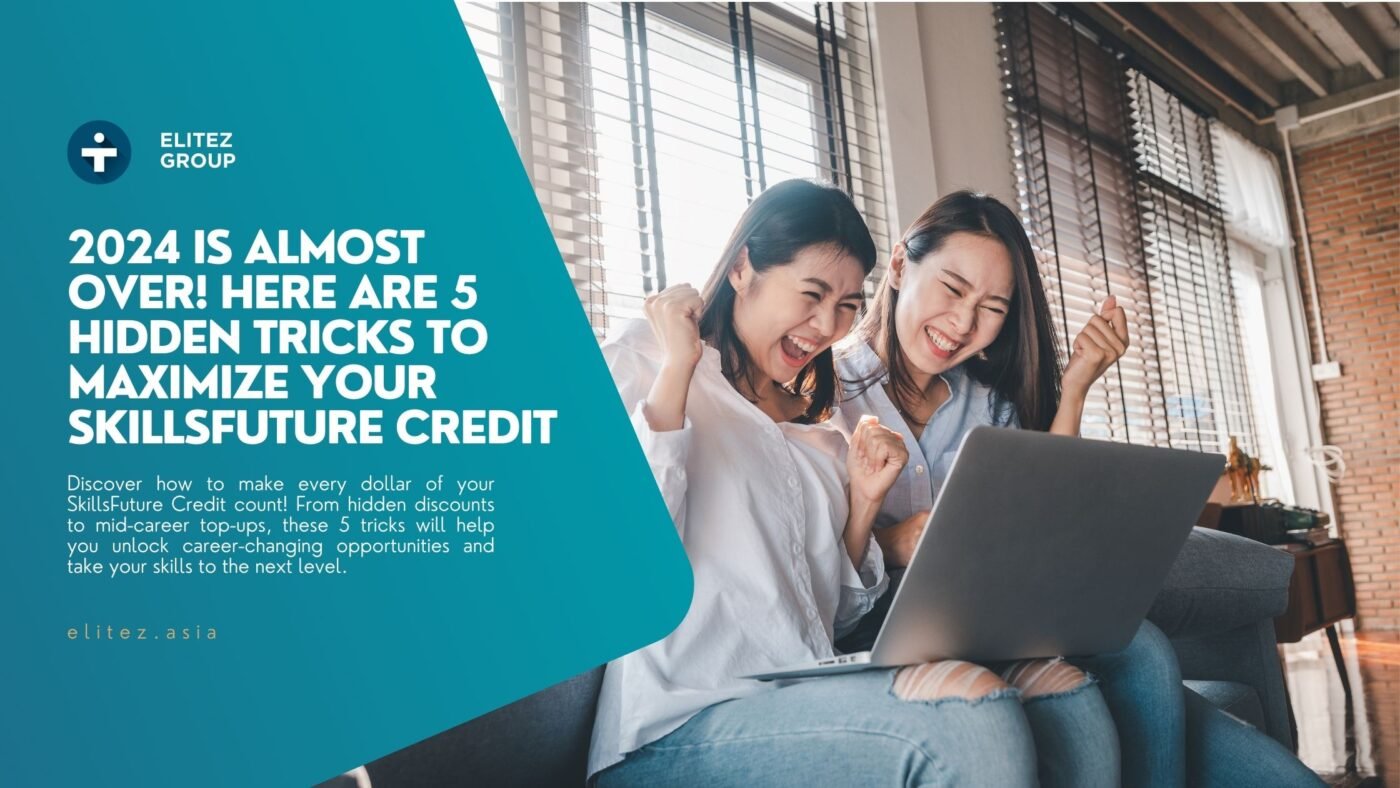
[0,2,692,785]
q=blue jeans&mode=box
[836,592,1173,782]
[597,619,1321,787]
[1183,689,1322,787]
[1072,620,1319,787]
[840,582,1318,787]
[1069,620,1184,785]
[594,667,1117,787]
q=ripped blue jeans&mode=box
[593,665,1117,787]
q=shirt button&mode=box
[788,476,800,488]
[915,465,925,475]
[791,543,802,555]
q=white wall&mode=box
[871,3,1015,236]
[869,3,938,238]
[915,3,1017,209]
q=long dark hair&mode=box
[698,179,877,423]
[850,190,1062,431]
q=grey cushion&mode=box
[364,667,604,787]
[1185,679,1267,731]
[1148,527,1294,640]
[1172,619,1294,749]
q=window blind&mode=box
[458,2,890,338]
[996,3,1259,454]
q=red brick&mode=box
[1290,125,1400,632]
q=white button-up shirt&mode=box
[588,320,888,777]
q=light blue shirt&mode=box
[833,339,1019,530]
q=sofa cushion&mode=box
[1184,679,1267,732]
[1148,527,1294,639]
[364,667,605,787]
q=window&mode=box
[996,3,1260,455]
[458,2,889,337]
[1228,240,1294,502]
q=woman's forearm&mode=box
[1050,389,1086,437]
[644,363,696,432]
[843,493,881,571]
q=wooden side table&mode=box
[1274,540,1357,643]
[1274,539,1359,729]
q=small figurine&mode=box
[1225,436,1270,503]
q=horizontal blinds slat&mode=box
[583,14,882,117]
[506,36,886,162]
[999,2,1261,452]
[461,1,889,337]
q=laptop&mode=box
[744,426,1222,681]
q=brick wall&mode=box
[1290,124,1400,631]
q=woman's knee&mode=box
[1126,620,1180,676]
[893,660,1010,701]
[1012,674,1121,787]
[862,728,1037,788]
[1001,658,1092,699]
[884,665,1038,786]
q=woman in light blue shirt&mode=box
[834,190,1320,787]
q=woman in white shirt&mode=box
[590,180,1119,787]
[833,190,1320,787]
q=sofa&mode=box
[344,527,1296,786]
